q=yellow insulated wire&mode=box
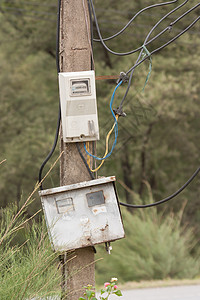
[86,141,91,167]
[89,115,119,173]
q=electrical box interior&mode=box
[39,176,125,252]
[59,70,99,143]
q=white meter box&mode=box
[39,177,124,252]
[59,70,99,143]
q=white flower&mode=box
[111,277,118,282]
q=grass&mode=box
[0,206,62,300]
[0,156,63,300]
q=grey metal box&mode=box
[39,176,124,252]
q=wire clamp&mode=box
[116,72,129,84]
[168,24,173,32]
[113,107,126,118]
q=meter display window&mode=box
[70,79,91,96]
[86,190,105,207]
[56,197,74,214]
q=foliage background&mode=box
[0,0,199,286]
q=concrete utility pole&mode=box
[59,0,95,299]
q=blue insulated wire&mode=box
[84,81,122,160]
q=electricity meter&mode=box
[58,70,99,143]
[39,176,125,252]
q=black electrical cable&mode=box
[119,167,200,208]
[76,143,95,180]
[90,0,190,56]
[127,3,200,75]
[117,20,199,114]
[124,15,200,82]
[90,0,199,113]
[87,0,94,70]
[38,109,61,190]
[93,0,179,42]
[118,4,200,111]
[77,136,200,209]
[38,0,61,190]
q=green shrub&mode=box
[96,203,200,284]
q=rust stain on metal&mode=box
[103,193,107,201]
[100,224,108,232]
[39,176,117,197]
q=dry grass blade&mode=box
[0,159,6,165]
[0,151,63,246]
[117,179,138,198]
[9,209,42,235]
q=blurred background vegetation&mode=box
[0,0,200,291]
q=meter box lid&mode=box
[58,70,99,143]
[39,176,125,252]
